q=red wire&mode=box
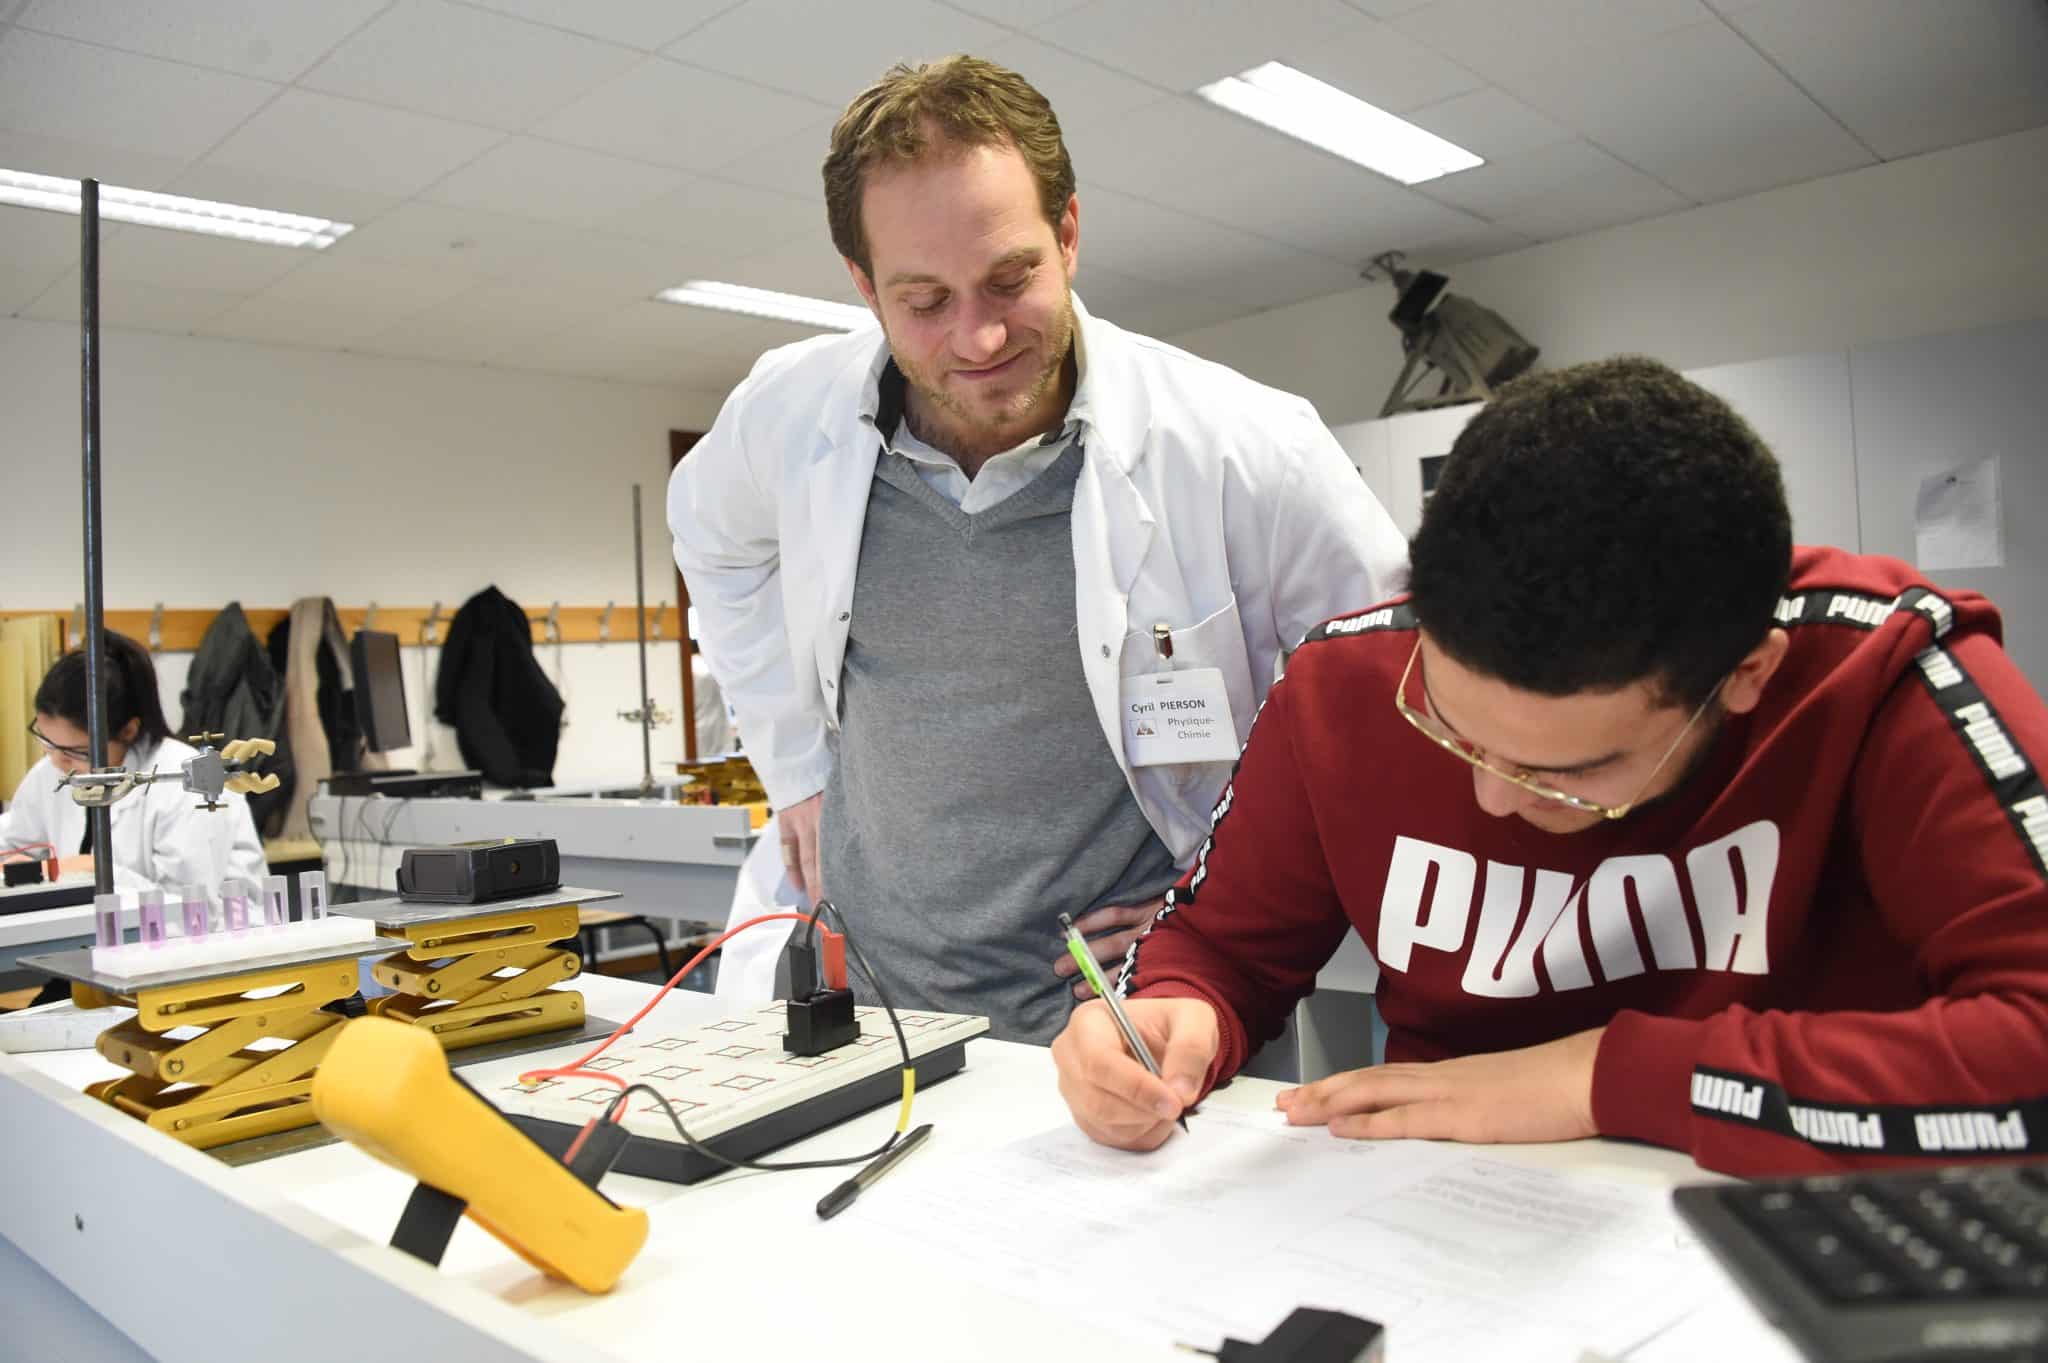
[1,842,57,861]
[518,911,817,1096]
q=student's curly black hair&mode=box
[1407,356,1792,710]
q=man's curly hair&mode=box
[1407,356,1792,710]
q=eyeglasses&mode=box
[26,721,91,762]
[1394,638,1720,821]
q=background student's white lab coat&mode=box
[0,735,267,897]
[669,296,1409,864]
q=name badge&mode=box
[1122,668,1239,766]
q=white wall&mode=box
[1171,125,2048,429]
[0,317,731,788]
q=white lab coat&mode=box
[668,296,1408,863]
[0,736,268,897]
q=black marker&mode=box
[816,1123,933,1220]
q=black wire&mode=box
[599,898,918,1174]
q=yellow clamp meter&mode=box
[311,1016,648,1293]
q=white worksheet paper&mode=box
[845,1109,1713,1361]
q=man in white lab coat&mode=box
[669,56,1405,1043]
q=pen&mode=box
[815,1123,933,1220]
[1058,911,1189,1132]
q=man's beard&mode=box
[894,287,1076,462]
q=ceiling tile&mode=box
[427,137,690,225]
[1402,86,1572,162]
[1491,163,1692,240]
[1500,20,1875,201]
[163,163,399,228]
[15,0,388,82]
[1035,0,1367,91]
[1390,0,1715,84]
[0,203,83,278]
[1338,0,1436,15]
[96,223,307,292]
[535,57,824,171]
[1077,185,1364,308]
[204,90,504,197]
[0,29,278,160]
[718,232,867,305]
[1078,265,1250,337]
[248,252,483,313]
[1406,221,1534,264]
[0,129,194,189]
[1725,0,2048,160]
[938,0,1096,26]
[194,292,430,349]
[1284,16,1486,113]
[609,176,820,258]
[1420,138,1652,216]
[1073,96,1460,261]
[514,230,703,300]
[300,0,644,131]
[23,271,248,333]
[978,35,1169,129]
[704,119,835,201]
[460,0,739,51]
[1,265,59,315]
[334,200,579,278]
[665,0,1005,106]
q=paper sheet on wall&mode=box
[1916,456,2004,571]
[843,1109,1727,1362]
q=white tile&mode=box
[0,129,194,190]
[1,264,61,315]
[610,176,820,256]
[0,29,278,160]
[194,291,430,349]
[334,200,579,278]
[0,203,81,279]
[1074,95,1450,260]
[427,137,690,225]
[1726,0,2048,160]
[979,34,1169,130]
[23,271,249,332]
[1500,20,1874,201]
[1284,16,1486,113]
[1491,163,1691,240]
[245,253,483,313]
[1076,185,1363,309]
[204,90,505,198]
[1035,0,1368,91]
[719,232,869,304]
[1076,265,1250,338]
[460,0,738,50]
[1338,0,1437,15]
[162,164,397,230]
[96,222,307,292]
[1391,0,1714,84]
[664,0,1005,105]
[16,0,388,81]
[516,230,707,300]
[1402,86,1572,162]
[535,56,824,171]
[938,0,1095,27]
[704,119,836,201]
[300,0,644,131]
[1419,138,1651,216]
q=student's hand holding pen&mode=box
[1051,997,1218,1152]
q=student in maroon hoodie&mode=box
[1051,355,2048,1177]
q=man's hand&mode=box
[1052,896,1164,1000]
[1276,1027,1606,1145]
[1052,997,1218,1151]
[777,793,823,902]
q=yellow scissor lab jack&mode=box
[74,953,361,1150]
[363,899,589,1051]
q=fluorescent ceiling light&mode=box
[0,169,352,249]
[1195,62,1483,185]
[654,280,873,331]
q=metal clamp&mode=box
[598,602,615,644]
[544,603,561,645]
[422,601,444,646]
[70,603,83,649]
[149,602,164,652]
[363,602,379,632]
[651,600,667,642]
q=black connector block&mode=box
[3,859,47,888]
[1209,1308,1384,1363]
[782,987,859,1057]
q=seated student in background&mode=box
[1052,356,2048,1177]
[1,631,266,897]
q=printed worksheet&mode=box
[845,1108,1718,1361]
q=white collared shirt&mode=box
[887,422,1075,514]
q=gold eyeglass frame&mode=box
[1394,638,1720,821]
